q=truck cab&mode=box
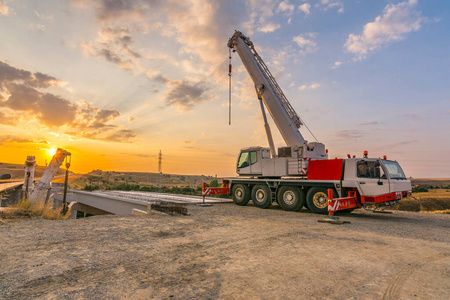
[342,158,411,202]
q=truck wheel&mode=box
[251,185,272,209]
[306,187,337,214]
[277,186,305,211]
[231,184,251,206]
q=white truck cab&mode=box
[342,158,410,195]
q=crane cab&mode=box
[236,147,268,177]
[236,146,292,177]
[236,145,326,178]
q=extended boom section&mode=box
[228,31,305,149]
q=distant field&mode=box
[411,178,450,187]
[71,169,217,189]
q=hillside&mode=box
[72,169,218,189]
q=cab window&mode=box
[357,161,385,178]
[237,152,249,168]
[250,151,257,165]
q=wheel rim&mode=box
[235,188,244,200]
[312,192,328,209]
[283,191,296,205]
[255,189,266,202]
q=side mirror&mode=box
[375,161,382,184]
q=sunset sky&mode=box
[0,0,449,178]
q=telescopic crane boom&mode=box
[228,31,327,177]
[228,31,306,153]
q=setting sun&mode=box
[47,148,57,158]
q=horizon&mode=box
[1,160,449,181]
[1,0,449,178]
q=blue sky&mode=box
[0,0,449,178]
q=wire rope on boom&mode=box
[228,48,232,125]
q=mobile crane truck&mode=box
[203,31,412,215]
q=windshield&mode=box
[237,152,249,169]
[382,160,406,180]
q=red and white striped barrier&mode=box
[327,189,358,216]
[202,182,230,202]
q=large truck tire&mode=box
[231,184,251,206]
[277,186,305,211]
[251,184,272,209]
[306,187,337,214]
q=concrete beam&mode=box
[66,201,111,219]
[53,191,148,215]
[0,182,24,193]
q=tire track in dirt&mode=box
[383,252,450,300]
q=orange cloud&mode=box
[0,60,136,142]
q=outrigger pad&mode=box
[372,210,392,214]
[318,216,351,225]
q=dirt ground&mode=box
[0,203,449,300]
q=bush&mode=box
[106,183,140,191]
[209,179,219,187]
[82,184,100,191]
[412,186,429,193]
[139,186,155,192]
[182,186,195,194]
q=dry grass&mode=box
[392,189,450,213]
[424,209,450,214]
[0,198,71,224]
[18,198,71,220]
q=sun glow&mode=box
[47,147,57,157]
